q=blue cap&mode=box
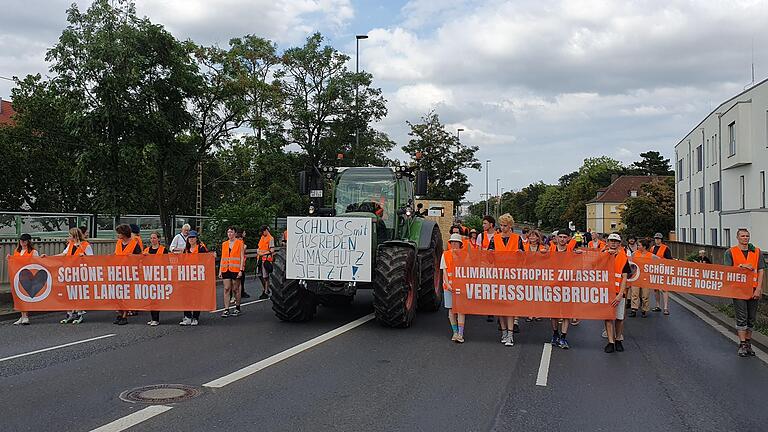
[130,224,140,234]
[188,230,199,238]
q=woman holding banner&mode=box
[549,229,579,349]
[144,232,167,326]
[441,233,466,343]
[628,238,655,318]
[9,234,38,325]
[59,227,93,324]
[603,233,631,353]
[523,229,547,323]
[114,224,142,325]
[489,213,524,347]
[181,230,207,326]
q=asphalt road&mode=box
[2,281,768,432]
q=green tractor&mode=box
[270,166,443,328]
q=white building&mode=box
[675,78,768,248]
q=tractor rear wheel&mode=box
[417,224,443,312]
[270,249,317,322]
[373,245,417,328]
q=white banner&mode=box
[286,217,373,282]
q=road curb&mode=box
[673,292,768,354]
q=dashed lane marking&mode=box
[89,405,173,432]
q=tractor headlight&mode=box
[308,205,316,215]
[405,207,413,217]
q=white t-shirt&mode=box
[17,249,39,257]
[170,233,188,253]
[440,254,447,270]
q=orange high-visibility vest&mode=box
[654,243,669,258]
[730,246,761,288]
[12,248,37,257]
[493,233,520,252]
[587,240,606,250]
[68,241,90,256]
[258,234,274,262]
[480,232,493,250]
[143,245,166,255]
[524,243,546,252]
[633,250,652,259]
[187,243,206,254]
[442,250,454,292]
[221,239,245,272]
[115,238,139,256]
[133,235,144,251]
[467,239,479,251]
[607,248,629,294]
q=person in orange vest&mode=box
[549,228,582,349]
[523,229,547,323]
[143,231,168,326]
[488,213,523,346]
[441,233,466,343]
[603,233,631,353]
[586,232,606,250]
[628,238,657,318]
[130,224,144,251]
[181,230,208,325]
[114,224,142,325]
[257,225,276,299]
[220,226,246,317]
[651,232,672,315]
[477,216,496,251]
[236,229,251,299]
[468,229,479,250]
[55,227,94,324]
[725,228,765,357]
[9,233,38,325]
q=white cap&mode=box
[607,233,621,241]
[449,233,463,244]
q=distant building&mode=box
[0,97,16,126]
[675,78,768,248]
[586,175,663,234]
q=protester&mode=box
[170,224,191,254]
[220,227,246,317]
[441,234,466,343]
[57,227,94,324]
[549,229,580,349]
[256,225,275,300]
[143,232,167,326]
[477,216,496,251]
[694,249,712,264]
[468,229,479,250]
[725,229,765,357]
[130,223,144,250]
[488,213,524,346]
[603,233,631,353]
[652,233,673,315]
[524,229,546,323]
[114,224,142,325]
[79,225,89,239]
[628,238,655,318]
[521,227,530,245]
[586,233,605,251]
[181,230,207,325]
[625,237,637,256]
[236,229,250,299]
[9,234,38,325]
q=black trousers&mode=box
[184,311,201,319]
[151,311,159,321]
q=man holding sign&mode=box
[604,233,631,353]
[725,229,765,357]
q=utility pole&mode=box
[485,160,491,216]
[355,34,369,158]
[195,161,202,233]
[496,179,501,218]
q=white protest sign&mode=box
[286,216,373,282]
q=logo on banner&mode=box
[627,261,641,283]
[13,264,53,302]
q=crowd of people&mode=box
[8,223,276,327]
[441,214,765,357]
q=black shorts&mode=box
[221,271,239,280]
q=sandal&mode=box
[663,309,670,316]
[652,307,662,312]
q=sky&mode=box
[1,0,767,201]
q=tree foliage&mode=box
[627,151,674,176]
[620,177,675,239]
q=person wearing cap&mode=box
[724,228,765,357]
[8,233,39,325]
[628,238,657,318]
[171,224,191,254]
[441,233,466,343]
[603,233,631,353]
[468,229,479,250]
[652,233,673,314]
[181,230,208,326]
[130,223,144,251]
[488,213,524,346]
[548,228,582,349]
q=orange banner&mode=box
[451,250,616,319]
[629,256,753,299]
[8,254,217,311]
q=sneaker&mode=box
[241,291,251,299]
[232,308,241,317]
[559,338,570,349]
[652,307,662,312]
[62,314,76,324]
[525,317,533,322]
[147,320,159,326]
[259,292,269,300]
[512,323,520,333]
[179,317,192,326]
[535,318,542,322]
[451,333,459,342]
[615,340,624,352]
[116,317,128,325]
[570,319,580,326]
[191,319,199,326]
[601,329,608,338]
[71,313,84,324]
[641,311,648,318]
[501,332,509,344]
[604,343,616,353]
[505,336,514,347]
[738,343,749,357]
[663,309,670,316]
[455,334,465,343]
[628,310,637,318]
[112,316,121,325]
[221,310,230,318]
[746,342,756,357]
[551,335,560,346]
[13,316,29,325]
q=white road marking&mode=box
[89,405,172,432]
[670,293,768,364]
[204,313,375,388]
[209,299,268,313]
[0,334,116,363]
[535,343,553,386]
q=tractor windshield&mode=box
[335,168,396,228]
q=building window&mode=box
[762,171,766,208]
[686,191,691,215]
[740,175,745,209]
[724,229,731,247]
[610,205,617,213]
[695,145,703,172]
[706,139,710,165]
[713,134,718,164]
[710,228,718,246]
[610,222,617,230]
[728,122,736,156]
[677,159,684,181]
[699,187,705,213]
[630,190,637,197]
[691,228,697,244]
[681,228,686,242]
[712,181,721,211]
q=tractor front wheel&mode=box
[373,245,417,328]
[417,224,443,312]
[270,249,317,322]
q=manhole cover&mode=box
[120,384,202,404]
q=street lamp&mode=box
[355,34,369,155]
[496,178,501,218]
[485,159,491,216]
[457,128,464,141]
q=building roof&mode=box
[0,98,16,126]
[588,175,664,203]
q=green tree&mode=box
[501,182,547,225]
[535,185,568,230]
[628,151,673,176]
[561,157,625,229]
[403,111,481,203]
[620,177,675,239]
